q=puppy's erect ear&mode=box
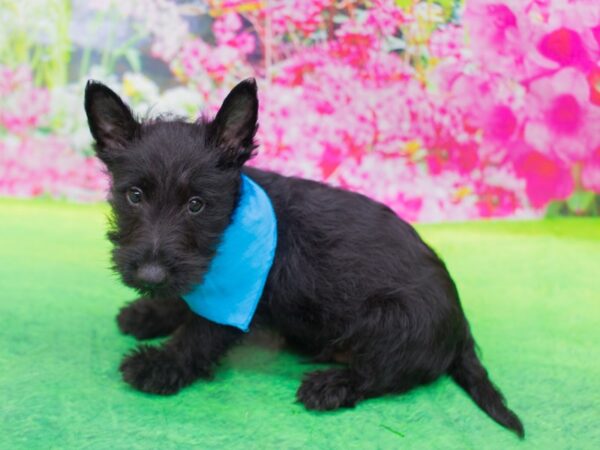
[209,78,259,168]
[84,80,139,165]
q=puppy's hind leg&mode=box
[297,294,455,410]
[117,297,190,340]
[297,368,364,410]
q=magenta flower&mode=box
[483,105,519,143]
[538,27,592,69]
[524,68,600,162]
[475,184,520,218]
[213,13,255,56]
[514,149,574,207]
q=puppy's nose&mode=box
[136,263,167,285]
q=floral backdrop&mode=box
[1,0,599,221]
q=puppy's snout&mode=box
[136,263,167,286]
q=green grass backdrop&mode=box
[1,198,599,449]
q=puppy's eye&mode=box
[188,197,205,215]
[127,187,143,205]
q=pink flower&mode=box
[0,136,108,200]
[464,1,524,62]
[483,105,519,143]
[213,12,243,44]
[537,27,592,70]
[524,68,600,162]
[429,26,465,60]
[178,38,242,83]
[475,184,520,218]
[363,0,406,35]
[213,13,255,56]
[319,143,343,179]
[330,30,378,67]
[514,150,574,207]
[263,0,333,37]
[0,66,50,134]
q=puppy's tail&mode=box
[450,337,524,438]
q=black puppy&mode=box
[84,79,524,437]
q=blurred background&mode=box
[1,0,599,222]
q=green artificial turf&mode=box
[1,198,599,449]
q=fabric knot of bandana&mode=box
[182,175,277,332]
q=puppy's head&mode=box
[84,79,258,297]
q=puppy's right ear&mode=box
[84,80,139,166]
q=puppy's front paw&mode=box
[296,369,360,411]
[117,298,175,340]
[119,345,187,395]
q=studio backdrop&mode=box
[1,0,599,221]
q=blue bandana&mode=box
[182,175,277,332]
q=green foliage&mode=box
[77,9,148,80]
[545,200,568,218]
[567,191,597,215]
[0,0,146,88]
[546,191,599,217]
[395,0,462,20]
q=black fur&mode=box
[84,79,524,438]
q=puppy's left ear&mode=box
[209,78,258,168]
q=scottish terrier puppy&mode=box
[85,79,523,437]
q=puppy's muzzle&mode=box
[136,263,167,287]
